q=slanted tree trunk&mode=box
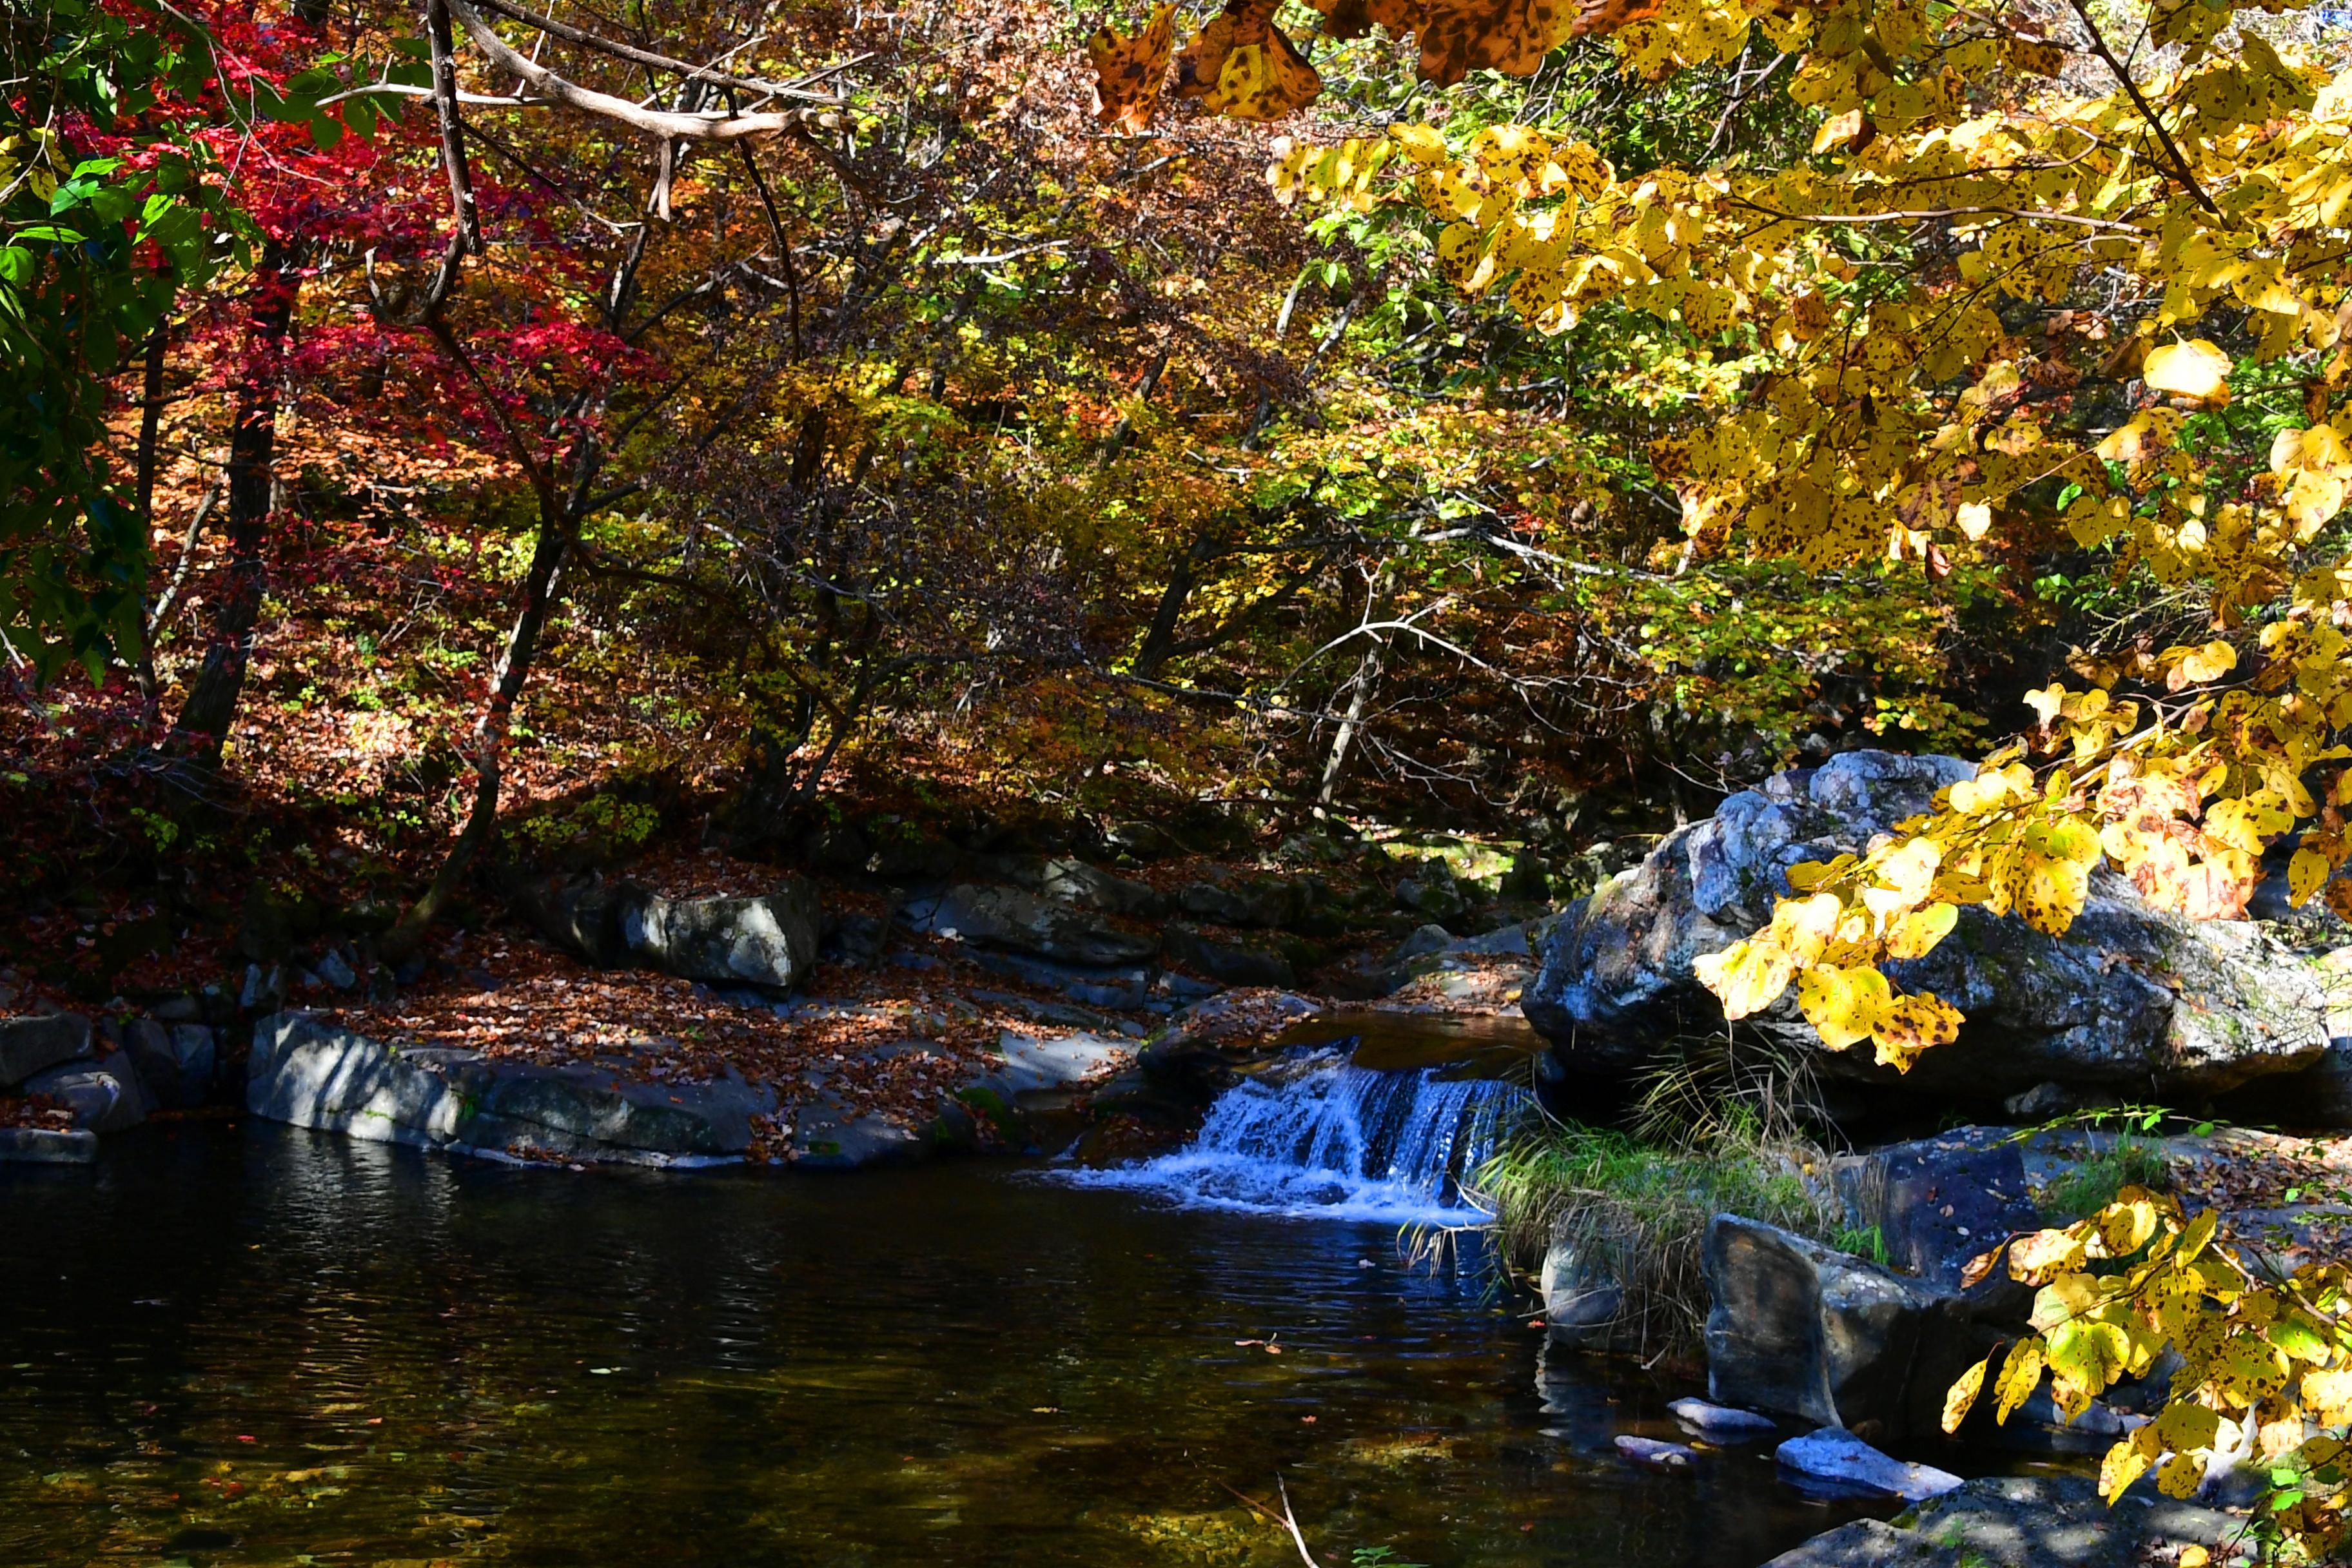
[172,244,295,760]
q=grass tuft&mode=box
[1469,1064,1839,1360]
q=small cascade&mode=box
[1050,1058,1533,1224]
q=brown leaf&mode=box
[1089,4,1179,133]
[1420,0,1582,83]
[1173,0,1322,119]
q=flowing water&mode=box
[0,1117,1895,1567]
[1047,1053,1533,1223]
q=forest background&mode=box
[0,0,2057,945]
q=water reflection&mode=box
[0,1122,1880,1565]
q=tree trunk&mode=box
[130,322,168,720]
[381,480,579,959]
[172,245,295,760]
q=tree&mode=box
[0,0,240,681]
[1113,0,2352,1552]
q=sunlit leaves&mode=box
[2142,339,2233,406]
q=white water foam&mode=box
[1047,1059,1532,1226]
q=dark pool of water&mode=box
[1,1122,1890,1567]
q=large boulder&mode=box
[1703,1213,1981,1438]
[507,872,820,991]
[0,1012,92,1088]
[1524,750,2328,1102]
[620,881,819,991]
[248,1012,771,1162]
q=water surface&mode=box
[1,1122,1886,1567]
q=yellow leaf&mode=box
[2156,1449,2208,1498]
[2010,1230,2087,1284]
[1694,939,1794,1020]
[1883,901,1958,960]
[1798,962,1887,1050]
[2304,1367,2352,1426]
[1872,990,1961,1069]
[2101,1431,2157,1502]
[2290,847,2329,908]
[2151,1399,2221,1456]
[2097,1193,2160,1258]
[2143,339,2233,405]
[1995,1337,2046,1423]
[1943,1354,1990,1434]
[1812,108,1865,153]
[1956,500,1994,540]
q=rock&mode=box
[1832,1126,2044,1316]
[123,1019,217,1110]
[904,884,1159,968]
[505,870,641,965]
[1759,1473,2238,1567]
[2223,1034,2352,1129]
[1773,1428,1963,1504]
[1395,874,1465,921]
[248,1014,473,1150]
[1613,1435,1698,1472]
[152,995,204,1024]
[1667,1398,1778,1438]
[1703,1214,1961,1435]
[239,963,284,1012]
[314,948,358,991]
[959,947,1153,1008]
[1539,1231,1627,1349]
[978,855,1168,918]
[248,1012,769,1161]
[1500,853,1550,902]
[0,1127,99,1164]
[1162,922,1295,988]
[1104,821,1181,860]
[1391,923,1455,963]
[24,1050,149,1134]
[621,879,820,990]
[1175,875,1296,929]
[0,1012,92,1088]
[792,1099,930,1169]
[1526,750,2328,1102]
[981,1029,1134,1097]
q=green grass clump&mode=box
[2043,1137,2171,1220]
[1469,1105,1838,1358]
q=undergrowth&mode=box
[1467,1037,1839,1360]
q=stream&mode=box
[1,1110,1892,1567]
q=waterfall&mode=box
[1050,1057,1533,1225]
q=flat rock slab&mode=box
[0,1127,99,1164]
[248,1012,771,1164]
[1761,1473,2243,1567]
[1774,1429,1963,1504]
[0,1012,92,1089]
[1668,1398,1778,1437]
